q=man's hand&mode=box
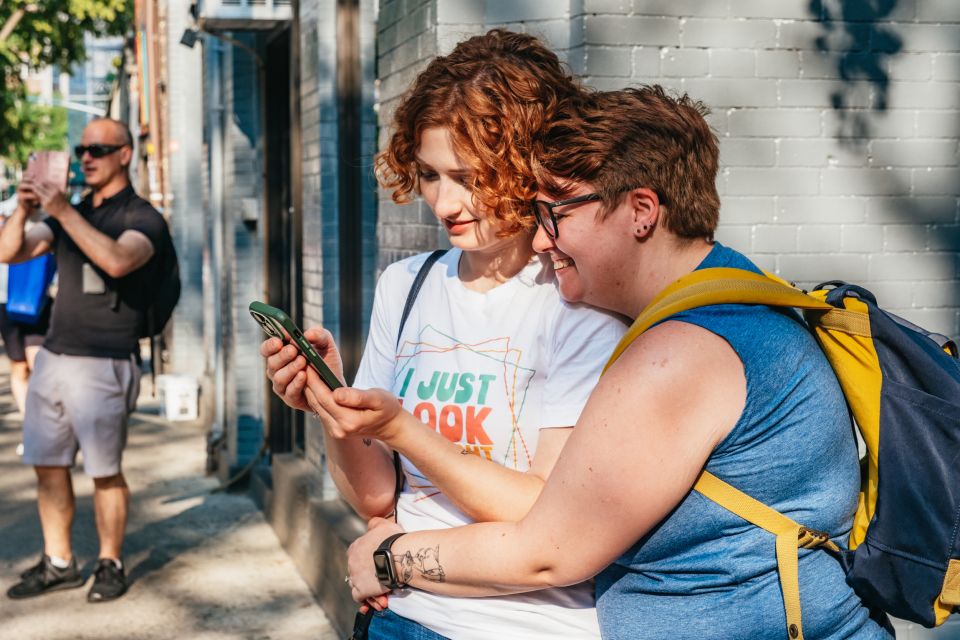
[347,517,405,603]
[21,179,70,218]
[15,182,40,211]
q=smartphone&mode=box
[249,301,343,390]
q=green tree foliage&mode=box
[0,0,131,167]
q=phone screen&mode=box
[249,301,343,390]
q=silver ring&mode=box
[344,575,351,585]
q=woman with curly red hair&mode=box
[262,29,624,639]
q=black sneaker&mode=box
[7,555,84,599]
[87,558,126,603]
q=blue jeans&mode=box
[366,609,449,640]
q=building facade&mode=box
[147,0,960,636]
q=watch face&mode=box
[373,551,390,580]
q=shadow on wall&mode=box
[810,0,960,338]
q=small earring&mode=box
[641,225,649,232]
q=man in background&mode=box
[1,118,172,603]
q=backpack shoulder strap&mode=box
[695,470,839,640]
[603,267,832,374]
[397,249,447,348]
[389,249,448,518]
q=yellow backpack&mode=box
[603,267,960,640]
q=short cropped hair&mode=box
[534,86,721,239]
[376,29,581,236]
[89,117,134,148]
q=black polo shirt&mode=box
[43,185,170,358]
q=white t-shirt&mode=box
[353,249,627,640]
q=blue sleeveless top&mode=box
[595,244,892,640]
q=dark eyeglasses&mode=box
[529,193,601,239]
[74,144,126,159]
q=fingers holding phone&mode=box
[263,339,311,412]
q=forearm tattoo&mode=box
[394,546,446,584]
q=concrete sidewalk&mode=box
[0,358,336,640]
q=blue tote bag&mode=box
[7,254,56,324]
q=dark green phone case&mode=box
[249,301,343,390]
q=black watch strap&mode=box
[374,533,408,589]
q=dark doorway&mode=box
[263,24,303,454]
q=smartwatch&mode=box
[373,532,407,590]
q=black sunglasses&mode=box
[529,193,602,239]
[74,144,126,159]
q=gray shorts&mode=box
[22,348,141,477]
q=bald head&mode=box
[86,118,134,148]
[80,118,134,193]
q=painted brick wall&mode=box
[164,0,206,379]
[376,0,960,340]
[222,35,265,466]
[569,0,960,339]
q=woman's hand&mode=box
[305,382,405,444]
[261,327,345,412]
[347,517,405,603]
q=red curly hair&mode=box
[376,29,581,236]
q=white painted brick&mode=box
[661,47,709,78]
[916,0,960,22]
[896,24,960,53]
[777,197,866,224]
[684,77,779,107]
[932,53,960,81]
[886,53,933,81]
[584,45,632,76]
[486,0,570,23]
[719,197,775,224]
[726,0,811,20]
[841,224,884,253]
[586,15,680,46]
[683,18,777,49]
[914,168,960,196]
[629,0,729,18]
[859,281,914,309]
[929,225,960,252]
[713,225,752,250]
[779,254,869,283]
[749,253,778,273]
[632,46,661,77]
[727,168,819,195]
[822,109,916,140]
[779,79,873,109]
[870,140,957,168]
[798,225,842,252]
[912,280,960,308]
[870,252,956,280]
[436,0,484,24]
[728,108,821,137]
[915,110,954,138]
[866,197,958,224]
[583,0,630,12]
[822,168,912,196]
[885,82,960,110]
[758,50,800,78]
[779,21,834,52]
[720,138,776,166]
[799,50,839,79]
[710,49,756,77]
[778,139,868,167]
[753,224,798,253]
[884,224,925,252]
